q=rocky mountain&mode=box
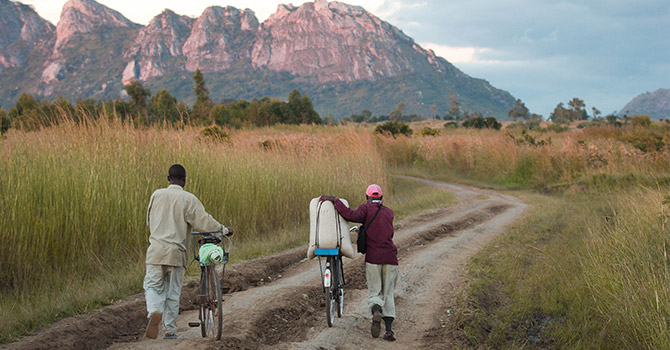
[0,0,54,72]
[0,0,516,118]
[618,88,670,120]
[123,10,194,83]
[54,0,139,53]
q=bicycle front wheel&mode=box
[205,265,224,340]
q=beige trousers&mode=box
[143,264,185,334]
[365,263,399,318]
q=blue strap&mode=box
[315,248,339,256]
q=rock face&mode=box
[54,0,138,52]
[123,10,193,83]
[252,0,419,82]
[0,0,517,117]
[0,0,54,71]
[182,6,258,72]
[619,88,670,120]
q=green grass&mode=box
[449,186,670,350]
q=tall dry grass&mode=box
[0,119,390,341]
[0,118,458,342]
[378,128,670,189]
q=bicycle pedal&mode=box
[188,322,200,327]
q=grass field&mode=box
[0,119,455,342]
[381,123,670,349]
[1,117,668,347]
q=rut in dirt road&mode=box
[2,177,526,350]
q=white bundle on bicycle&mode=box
[308,197,356,259]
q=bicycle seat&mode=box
[199,236,221,245]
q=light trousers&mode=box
[143,264,185,334]
[365,263,399,318]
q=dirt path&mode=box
[2,177,526,350]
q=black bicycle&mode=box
[315,246,346,327]
[188,230,232,340]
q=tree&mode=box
[568,97,588,120]
[550,98,588,124]
[592,107,601,120]
[286,89,321,124]
[299,94,321,124]
[508,99,530,120]
[447,90,461,120]
[430,104,438,120]
[389,102,405,120]
[1,107,10,134]
[149,89,182,123]
[11,93,42,130]
[192,68,214,123]
[326,112,336,125]
[124,81,150,116]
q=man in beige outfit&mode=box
[144,164,230,339]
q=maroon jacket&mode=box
[333,199,398,265]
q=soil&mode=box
[1,176,527,350]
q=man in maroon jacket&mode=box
[320,184,398,341]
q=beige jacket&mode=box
[146,184,227,267]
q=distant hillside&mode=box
[618,88,670,120]
[0,0,517,118]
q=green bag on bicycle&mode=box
[199,243,224,265]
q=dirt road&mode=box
[4,177,526,350]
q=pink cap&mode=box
[366,184,383,198]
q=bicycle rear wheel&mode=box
[203,265,223,339]
[325,257,335,327]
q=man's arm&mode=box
[186,196,227,234]
[146,192,155,227]
[333,199,367,223]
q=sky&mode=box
[18,0,670,117]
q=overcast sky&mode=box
[19,0,670,117]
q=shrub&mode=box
[375,121,413,137]
[631,114,652,128]
[200,125,230,142]
[420,127,441,136]
[462,116,501,130]
[545,123,568,133]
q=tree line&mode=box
[0,68,322,134]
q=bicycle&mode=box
[187,230,232,340]
[315,227,356,327]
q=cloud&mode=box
[421,43,495,64]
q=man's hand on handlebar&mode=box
[225,227,234,236]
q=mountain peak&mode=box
[619,88,670,119]
[0,0,54,70]
[252,0,420,83]
[55,0,138,51]
[182,5,259,72]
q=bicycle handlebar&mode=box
[192,228,233,237]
